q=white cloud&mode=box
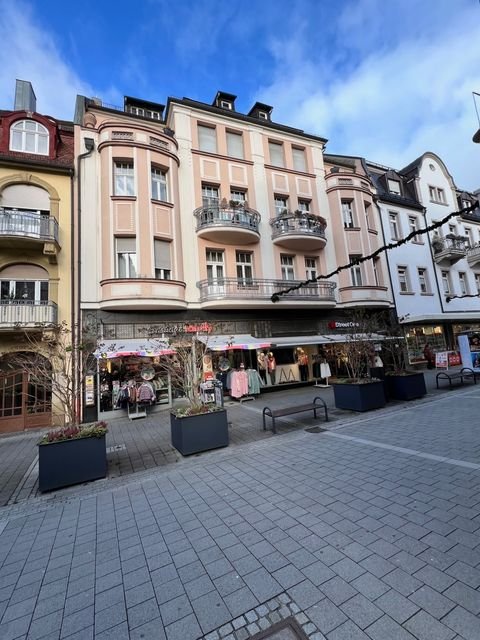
[258,0,480,190]
[0,1,120,120]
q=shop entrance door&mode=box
[0,370,52,433]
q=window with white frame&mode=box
[226,131,244,159]
[230,190,246,205]
[397,266,409,293]
[408,216,419,242]
[198,124,217,153]
[364,202,373,229]
[220,100,232,110]
[475,273,480,294]
[206,250,224,282]
[236,251,253,284]
[0,279,48,303]
[429,186,446,203]
[448,224,457,235]
[462,199,471,210]
[349,255,363,287]
[441,270,450,294]
[116,237,137,278]
[341,200,355,228]
[305,257,317,280]
[268,141,284,167]
[275,196,288,217]
[389,212,400,240]
[459,272,468,295]
[387,179,401,195]
[10,120,49,155]
[417,268,429,293]
[373,258,381,286]
[281,255,295,280]
[202,184,219,207]
[298,199,311,213]
[465,228,473,247]
[114,162,135,196]
[151,167,167,201]
[154,239,171,279]
[292,147,307,172]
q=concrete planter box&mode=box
[170,409,229,456]
[38,435,107,492]
[333,380,386,412]
[386,372,426,401]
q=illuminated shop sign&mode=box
[327,321,360,329]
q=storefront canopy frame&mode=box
[197,334,272,352]
[95,339,175,359]
[269,333,388,347]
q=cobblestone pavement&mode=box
[0,369,464,507]
[0,382,479,639]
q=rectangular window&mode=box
[462,199,471,210]
[448,224,456,235]
[429,186,446,203]
[206,250,224,282]
[364,202,373,229]
[198,124,217,153]
[341,200,355,228]
[281,255,295,280]
[154,239,171,279]
[417,268,429,293]
[236,251,253,284]
[305,257,317,280]
[298,199,311,213]
[292,147,306,172]
[275,196,288,217]
[151,167,167,201]
[397,266,409,293]
[114,162,134,196]
[465,228,473,247]
[116,237,137,278]
[226,131,244,159]
[388,179,401,195]
[408,216,419,242]
[268,141,284,167]
[475,274,480,294]
[437,188,445,203]
[230,190,246,204]
[389,213,400,240]
[373,258,381,286]
[350,255,363,287]
[202,184,219,208]
[441,270,450,294]
[459,272,468,295]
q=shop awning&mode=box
[95,338,175,359]
[269,333,387,347]
[197,334,272,352]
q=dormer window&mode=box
[10,120,49,155]
[220,100,232,110]
[258,111,268,120]
[387,179,401,195]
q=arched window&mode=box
[9,120,49,155]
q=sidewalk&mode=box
[0,377,479,639]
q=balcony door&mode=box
[206,250,225,296]
[0,279,48,304]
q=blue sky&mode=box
[1,0,480,190]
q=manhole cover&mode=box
[304,426,328,433]
[250,617,309,640]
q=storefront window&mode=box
[404,326,446,364]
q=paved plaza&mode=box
[0,375,479,639]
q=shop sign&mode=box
[435,352,448,369]
[327,321,360,330]
[85,375,95,406]
[144,322,213,337]
[447,352,461,366]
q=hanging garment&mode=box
[216,371,229,392]
[312,361,321,379]
[247,369,264,395]
[320,363,331,379]
[137,382,155,403]
[230,370,249,398]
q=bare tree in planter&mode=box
[8,321,97,426]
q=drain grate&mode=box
[304,426,328,433]
[249,617,309,640]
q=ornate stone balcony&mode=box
[270,212,327,250]
[194,203,261,245]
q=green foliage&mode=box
[40,420,108,445]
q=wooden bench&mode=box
[436,367,477,389]
[262,396,328,434]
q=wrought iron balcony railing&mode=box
[0,300,58,327]
[270,212,327,239]
[197,278,336,302]
[0,208,59,243]
[194,204,261,233]
[432,236,467,254]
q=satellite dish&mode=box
[473,128,480,143]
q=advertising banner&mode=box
[457,334,480,371]
[435,352,448,369]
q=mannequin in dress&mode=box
[257,351,267,383]
[267,352,276,385]
[297,348,309,381]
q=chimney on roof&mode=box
[14,79,37,112]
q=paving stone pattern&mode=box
[0,380,479,638]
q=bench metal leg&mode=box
[272,417,276,434]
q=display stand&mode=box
[315,362,331,388]
[128,403,147,420]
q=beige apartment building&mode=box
[74,91,394,418]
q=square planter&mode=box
[386,372,426,401]
[333,380,386,412]
[170,409,229,456]
[38,435,107,492]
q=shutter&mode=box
[268,142,284,167]
[226,132,244,159]
[292,147,306,172]
[116,237,136,252]
[154,240,171,269]
[198,125,216,153]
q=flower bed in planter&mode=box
[38,422,108,492]
[333,379,386,412]
[170,408,229,456]
[385,372,426,401]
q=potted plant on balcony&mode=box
[332,310,386,412]
[153,327,229,456]
[38,421,108,492]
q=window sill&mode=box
[399,291,415,295]
[412,240,424,245]
[367,228,378,234]
[420,292,434,296]
[111,195,137,201]
[429,200,448,206]
[151,199,174,208]
[344,226,361,231]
